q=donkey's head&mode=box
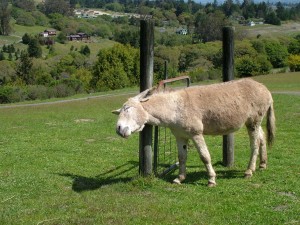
[112,89,151,138]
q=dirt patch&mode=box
[74,119,95,123]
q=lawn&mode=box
[0,74,299,224]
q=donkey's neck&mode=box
[141,93,182,126]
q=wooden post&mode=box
[139,19,154,176]
[222,26,234,167]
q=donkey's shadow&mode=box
[58,161,138,192]
[59,161,244,191]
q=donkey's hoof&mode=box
[259,163,267,170]
[244,173,253,179]
[173,178,182,185]
[208,182,216,187]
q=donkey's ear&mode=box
[111,108,121,115]
[140,98,149,102]
[132,88,152,101]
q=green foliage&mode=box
[0,0,12,35]
[80,45,90,56]
[71,68,92,92]
[288,38,300,55]
[56,31,67,44]
[236,55,260,77]
[14,9,36,26]
[42,0,72,16]
[22,33,31,44]
[15,51,33,84]
[195,10,228,42]
[27,37,42,58]
[288,54,300,72]
[31,10,49,26]
[113,27,139,48]
[265,11,281,25]
[12,0,35,12]
[264,39,289,68]
[92,44,139,91]
[0,60,15,84]
[154,46,181,81]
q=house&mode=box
[247,21,255,27]
[40,29,57,37]
[67,33,90,41]
[176,28,188,35]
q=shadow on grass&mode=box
[160,161,244,186]
[58,161,138,192]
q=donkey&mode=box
[112,79,275,187]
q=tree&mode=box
[28,38,42,58]
[195,10,228,42]
[12,0,35,11]
[0,51,5,61]
[80,45,90,56]
[43,0,72,16]
[0,0,12,35]
[265,11,281,26]
[22,33,31,44]
[15,51,33,84]
[92,44,139,91]
[276,2,289,21]
[264,40,288,68]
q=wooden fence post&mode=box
[139,19,154,176]
[222,26,235,167]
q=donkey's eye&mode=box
[123,105,131,112]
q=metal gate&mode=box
[153,76,190,176]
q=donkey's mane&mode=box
[144,85,175,98]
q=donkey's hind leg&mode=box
[258,126,267,170]
[245,124,260,178]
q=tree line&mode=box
[0,0,300,103]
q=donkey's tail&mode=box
[267,102,276,147]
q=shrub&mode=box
[0,86,27,103]
[288,54,300,72]
[26,85,50,100]
[188,67,207,82]
[264,40,288,68]
[236,55,260,77]
[92,44,139,91]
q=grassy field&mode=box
[0,74,299,224]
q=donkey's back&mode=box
[175,79,273,136]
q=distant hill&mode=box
[193,0,299,4]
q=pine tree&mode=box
[28,38,42,58]
[15,51,33,84]
[0,0,12,35]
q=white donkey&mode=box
[112,79,275,187]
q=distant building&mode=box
[176,28,188,35]
[67,33,90,41]
[40,29,57,37]
[247,21,255,27]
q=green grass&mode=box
[0,75,300,224]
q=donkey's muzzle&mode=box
[116,125,131,138]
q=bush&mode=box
[236,55,260,77]
[264,40,289,68]
[15,11,36,26]
[26,85,50,100]
[288,54,300,72]
[0,86,27,103]
[188,68,207,82]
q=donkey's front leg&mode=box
[173,137,188,184]
[193,134,216,187]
